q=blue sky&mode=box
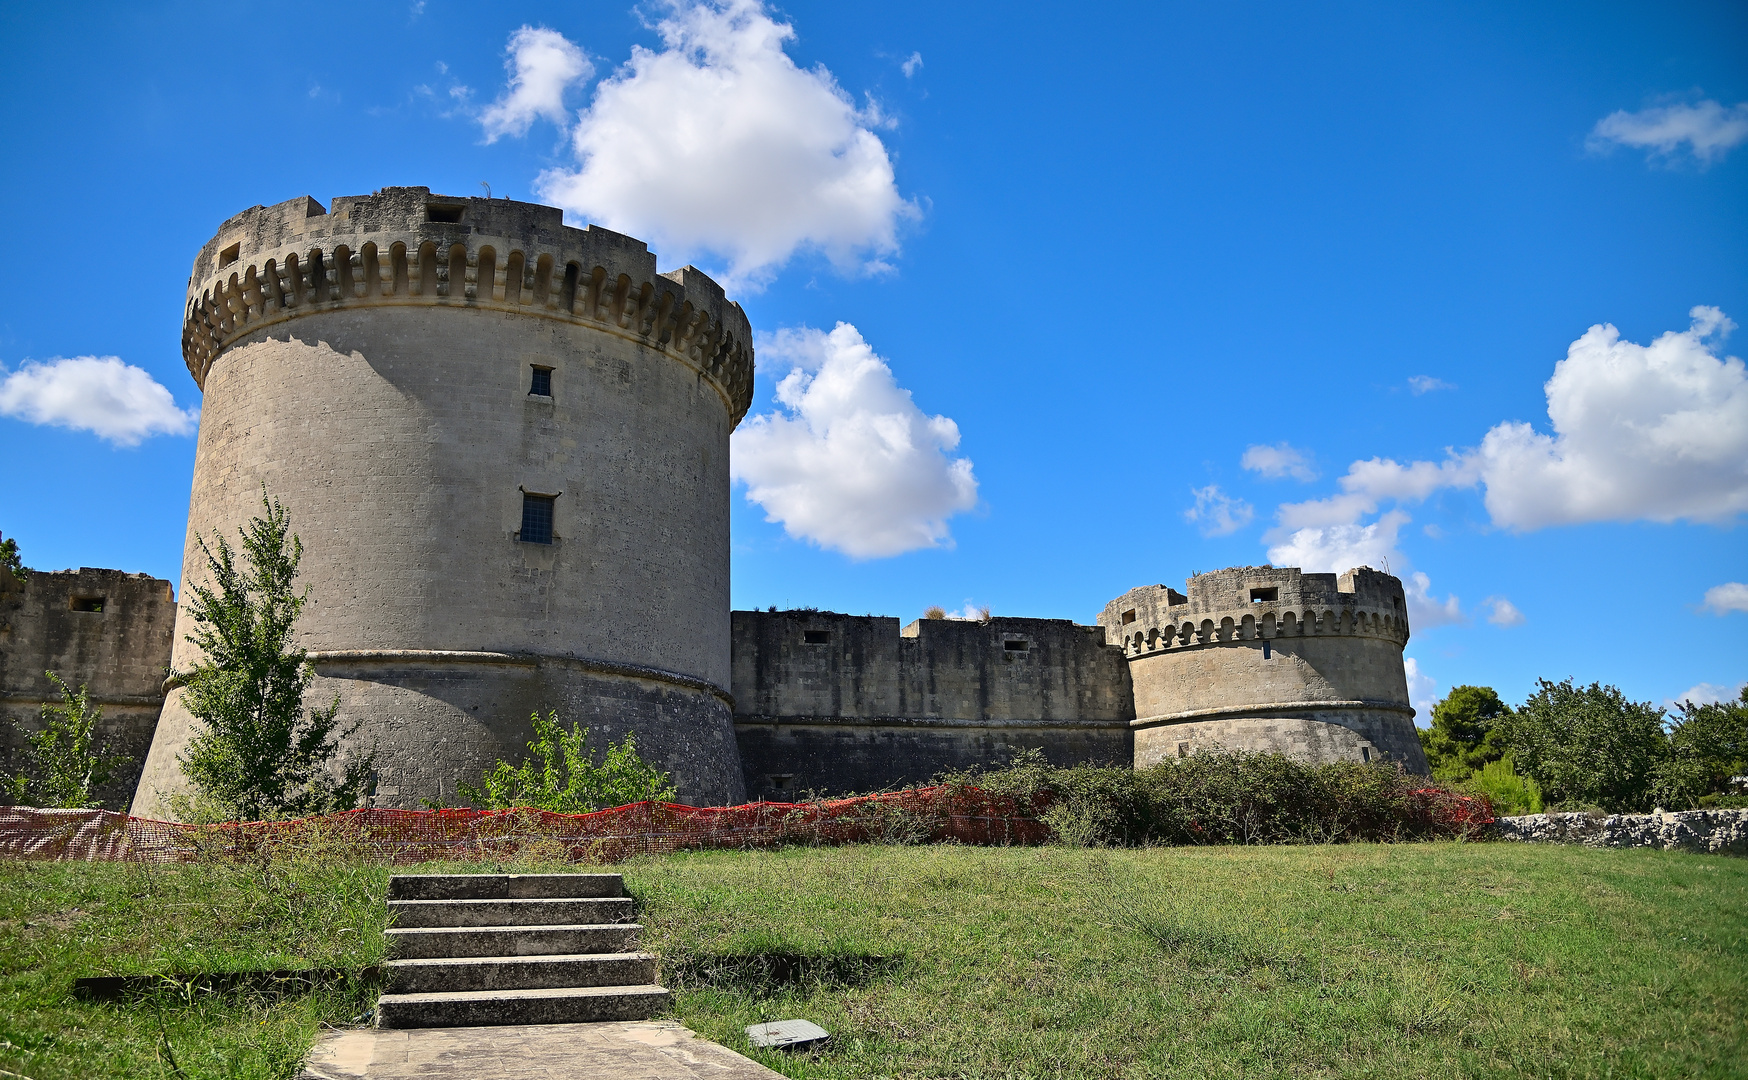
[1,0,1744,718]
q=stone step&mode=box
[388,873,625,901]
[375,984,672,1029]
[384,952,658,993]
[389,897,633,928]
[385,922,644,960]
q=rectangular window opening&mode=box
[70,596,106,613]
[218,242,240,269]
[1262,640,1272,660]
[1249,587,1279,603]
[1120,609,1137,625]
[519,493,555,545]
[426,203,465,223]
[529,366,553,397]
[1003,639,1030,652]
[803,630,831,645]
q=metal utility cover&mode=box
[746,1019,830,1051]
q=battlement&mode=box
[1097,565,1410,658]
[181,188,754,426]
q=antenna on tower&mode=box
[480,182,492,199]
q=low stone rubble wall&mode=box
[1494,808,1748,855]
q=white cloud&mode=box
[1670,680,1745,710]
[1404,657,1437,722]
[1241,442,1317,481]
[1483,596,1525,627]
[1589,99,1748,165]
[1265,508,1408,575]
[1474,307,1748,529]
[479,26,593,143]
[1404,570,1464,628]
[1408,375,1454,395]
[730,323,976,558]
[0,356,198,446]
[901,51,923,78]
[1184,485,1254,537]
[530,1,916,290]
[1701,582,1748,616]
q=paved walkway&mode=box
[298,1021,785,1079]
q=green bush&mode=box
[5,672,129,808]
[942,748,1483,846]
[1653,687,1748,810]
[458,710,677,813]
[1460,755,1543,816]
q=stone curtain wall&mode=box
[1494,809,1748,856]
[731,611,1134,798]
[0,569,175,808]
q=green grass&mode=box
[1,843,1744,1079]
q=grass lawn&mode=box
[1,842,1743,1079]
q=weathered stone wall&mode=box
[0,569,175,808]
[731,611,1133,797]
[1493,809,1748,855]
[1099,566,1429,773]
[133,188,753,816]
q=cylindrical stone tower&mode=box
[133,187,754,816]
[1097,566,1430,773]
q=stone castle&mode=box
[0,188,1428,816]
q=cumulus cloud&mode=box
[730,323,976,558]
[478,26,593,143]
[1408,375,1454,394]
[1670,680,1746,710]
[1474,307,1748,529]
[526,1,916,290]
[0,356,198,446]
[1265,509,1408,575]
[1291,308,1748,534]
[1701,582,1748,616]
[1483,597,1525,627]
[1184,486,1254,537]
[1589,98,1748,165]
[901,51,923,78]
[1404,657,1437,721]
[1241,442,1317,481]
[1404,570,1464,628]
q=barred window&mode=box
[519,493,555,544]
[529,366,552,397]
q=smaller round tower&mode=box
[1097,566,1428,773]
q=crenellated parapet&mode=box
[1097,565,1410,658]
[181,188,755,426]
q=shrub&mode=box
[1652,687,1748,809]
[943,748,1486,846]
[1503,679,1667,813]
[1461,755,1543,816]
[5,672,129,808]
[172,489,375,822]
[459,710,677,813]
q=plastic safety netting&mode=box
[0,786,1050,864]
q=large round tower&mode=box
[1097,566,1429,773]
[132,187,754,815]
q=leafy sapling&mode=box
[6,672,130,808]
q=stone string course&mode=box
[1494,809,1748,855]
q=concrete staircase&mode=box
[376,873,670,1028]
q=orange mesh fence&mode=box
[0,786,1050,864]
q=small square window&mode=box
[426,203,465,223]
[70,596,106,613]
[519,493,555,544]
[803,630,831,645]
[218,242,240,269]
[529,366,552,397]
[1120,609,1137,625]
[1249,587,1279,603]
[1003,639,1030,652]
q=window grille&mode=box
[519,494,555,544]
[529,366,552,396]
